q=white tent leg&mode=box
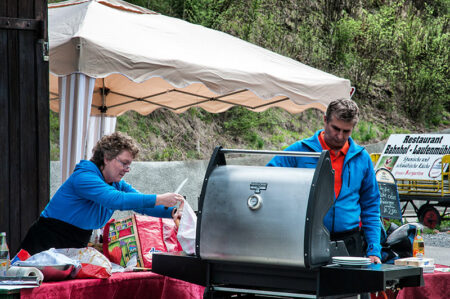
[85,115,117,160]
[58,73,95,182]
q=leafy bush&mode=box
[352,121,378,143]
[390,4,449,124]
[49,111,60,160]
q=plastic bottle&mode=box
[0,232,10,276]
[412,227,425,258]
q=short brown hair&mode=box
[90,131,140,168]
[325,99,359,125]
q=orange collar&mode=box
[318,131,349,156]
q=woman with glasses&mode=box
[20,131,184,255]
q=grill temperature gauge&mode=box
[247,194,262,210]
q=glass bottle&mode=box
[412,227,425,258]
[0,232,10,276]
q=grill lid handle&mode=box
[220,148,322,158]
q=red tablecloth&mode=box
[20,271,205,299]
[386,264,450,299]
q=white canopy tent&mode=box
[48,0,352,181]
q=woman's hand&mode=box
[155,193,184,207]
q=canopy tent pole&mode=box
[58,73,95,182]
[100,78,107,137]
[84,115,117,160]
[84,78,117,161]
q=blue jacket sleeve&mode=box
[116,180,174,218]
[359,153,382,258]
[72,170,157,211]
[117,180,139,193]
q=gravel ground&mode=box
[423,231,450,248]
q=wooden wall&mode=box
[0,0,49,254]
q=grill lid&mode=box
[196,147,334,269]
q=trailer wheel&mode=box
[418,205,441,229]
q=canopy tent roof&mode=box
[49,0,351,116]
[49,73,328,116]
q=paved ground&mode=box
[426,246,450,266]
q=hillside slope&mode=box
[50,103,448,161]
[49,0,449,160]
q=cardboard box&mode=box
[395,257,435,267]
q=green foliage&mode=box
[188,107,214,123]
[333,6,397,93]
[152,146,183,160]
[331,1,448,125]
[131,0,186,17]
[438,220,450,231]
[48,0,450,160]
[49,111,60,161]
[186,150,201,159]
[116,113,148,144]
[245,132,265,149]
[383,218,403,232]
[183,0,233,28]
[390,4,449,124]
[379,125,410,140]
[352,121,379,143]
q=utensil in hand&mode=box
[174,178,188,194]
[164,178,188,210]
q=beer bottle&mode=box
[412,227,425,258]
[0,232,10,276]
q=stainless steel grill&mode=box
[196,147,334,269]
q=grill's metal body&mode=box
[197,147,333,269]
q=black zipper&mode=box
[348,166,350,187]
[333,163,349,232]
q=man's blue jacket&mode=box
[41,160,174,230]
[267,130,381,258]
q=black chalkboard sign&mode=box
[378,182,402,219]
[376,168,402,220]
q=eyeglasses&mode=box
[115,157,132,170]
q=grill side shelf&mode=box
[318,264,423,297]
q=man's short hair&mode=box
[325,99,359,125]
[90,131,140,168]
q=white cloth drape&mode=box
[85,115,117,160]
[59,73,96,182]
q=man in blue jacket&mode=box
[268,99,381,263]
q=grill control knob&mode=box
[247,194,262,210]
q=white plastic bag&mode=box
[176,199,197,255]
[54,247,112,275]
[14,248,81,277]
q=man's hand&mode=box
[369,255,381,264]
[156,193,184,207]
